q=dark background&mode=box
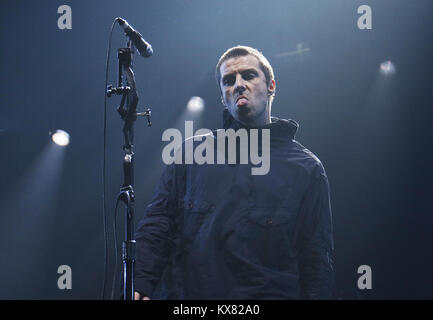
[0,0,432,299]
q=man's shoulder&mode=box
[288,139,327,177]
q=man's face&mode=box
[219,55,275,127]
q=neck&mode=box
[241,102,271,128]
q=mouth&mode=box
[236,95,248,106]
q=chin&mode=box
[236,106,251,116]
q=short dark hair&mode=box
[215,45,275,89]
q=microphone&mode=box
[116,17,153,58]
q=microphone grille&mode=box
[115,17,126,26]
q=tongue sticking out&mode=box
[237,98,248,106]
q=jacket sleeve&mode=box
[134,163,183,297]
[298,164,335,299]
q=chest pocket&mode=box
[181,197,215,244]
[246,206,293,227]
[229,206,297,269]
[183,198,215,213]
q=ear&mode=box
[268,79,276,95]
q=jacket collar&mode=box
[222,108,299,140]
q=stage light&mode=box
[379,60,396,75]
[187,96,205,112]
[51,129,70,146]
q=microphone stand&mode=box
[106,41,151,300]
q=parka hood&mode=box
[222,107,299,140]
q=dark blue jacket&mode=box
[134,110,334,299]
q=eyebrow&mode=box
[222,68,259,81]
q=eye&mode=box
[222,75,235,86]
[242,71,257,80]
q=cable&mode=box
[111,197,121,300]
[101,18,117,300]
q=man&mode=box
[134,46,334,299]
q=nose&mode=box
[234,74,246,94]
